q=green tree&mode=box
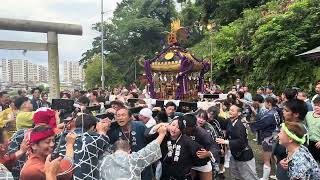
[249,0,320,91]
[191,0,320,92]
[191,0,269,25]
[179,1,204,46]
[178,0,271,50]
[38,84,50,94]
[80,0,177,85]
[84,54,124,89]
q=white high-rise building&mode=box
[11,59,28,83]
[0,59,11,82]
[27,62,39,82]
[0,59,48,83]
[63,61,84,83]
[39,65,48,82]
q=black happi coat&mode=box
[226,118,254,161]
[189,127,220,166]
[160,134,207,180]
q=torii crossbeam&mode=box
[0,18,82,98]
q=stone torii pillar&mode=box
[0,18,82,98]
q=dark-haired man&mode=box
[165,102,178,118]
[311,80,320,105]
[266,86,276,99]
[89,91,99,106]
[77,96,90,110]
[282,99,307,122]
[106,100,125,115]
[153,101,183,122]
[206,106,227,177]
[100,125,167,180]
[251,94,266,117]
[72,90,80,103]
[283,88,298,102]
[0,91,10,112]
[273,99,308,180]
[30,87,42,111]
[207,106,227,131]
[108,107,152,180]
[256,87,266,99]
[71,114,110,180]
[243,86,252,102]
[216,105,258,180]
[250,94,267,144]
[297,91,313,112]
[15,97,34,130]
[8,97,34,179]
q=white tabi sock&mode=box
[262,164,271,180]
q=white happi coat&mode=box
[99,140,162,180]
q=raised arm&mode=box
[58,133,77,179]
[131,125,167,171]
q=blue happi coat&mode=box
[108,120,153,180]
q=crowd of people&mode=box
[0,80,318,180]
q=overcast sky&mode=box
[0,0,121,68]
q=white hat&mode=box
[139,108,153,118]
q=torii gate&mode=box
[0,18,82,98]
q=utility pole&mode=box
[210,37,213,81]
[100,0,105,89]
[134,57,137,82]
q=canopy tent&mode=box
[296,46,320,59]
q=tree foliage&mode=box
[192,0,320,92]
[81,0,320,93]
[189,0,269,25]
[179,1,204,46]
[84,54,124,89]
[80,0,177,86]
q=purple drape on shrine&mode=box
[143,45,210,100]
[144,46,171,98]
[175,56,194,99]
[198,61,210,93]
[144,60,156,98]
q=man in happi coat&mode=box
[100,124,167,180]
[57,114,110,180]
[216,105,258,180]
[108,107,152,180]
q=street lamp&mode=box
[207,22,216,82]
